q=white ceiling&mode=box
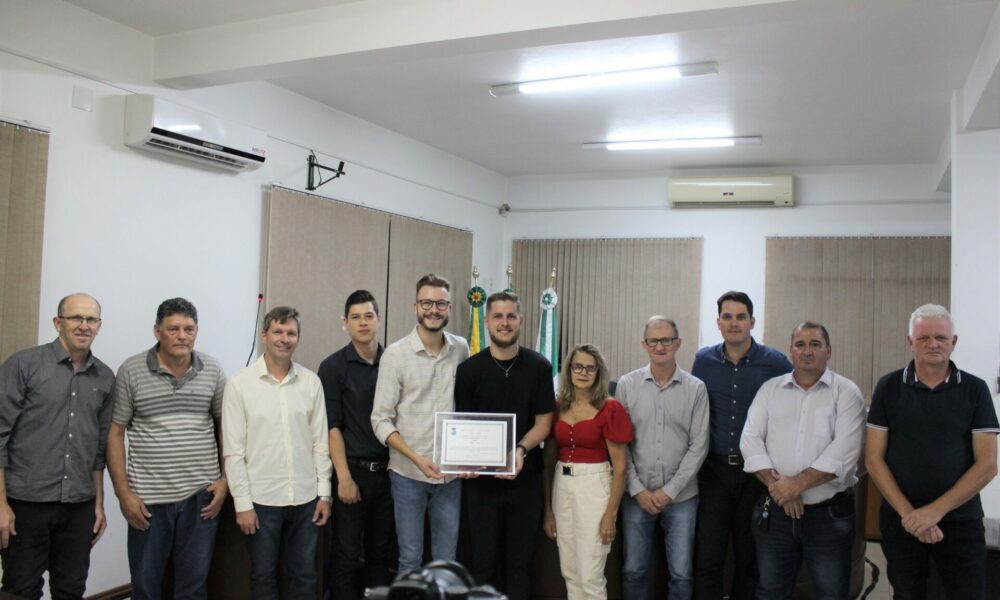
[63,0,998,176]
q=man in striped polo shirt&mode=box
[107,298,228,600]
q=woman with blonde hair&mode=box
[543,344,633,600]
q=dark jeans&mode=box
[246,499,319,600]
[127,489,218,600]
[0,498,95,600]
[463,477,543,600]
[330,465,395,600]
[879,504,987,600]
[752,492,855,600]
[693,457,765,600]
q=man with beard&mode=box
[454,291,554,600]
[371,274,470,573]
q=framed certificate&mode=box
[433,412,516,475]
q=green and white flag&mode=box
[535,287,559,378]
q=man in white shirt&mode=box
[739,321,865,600]
[223,306,333,599]
[370,274,470,573]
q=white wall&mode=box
[503,165,951,349]
[0,5,506,592]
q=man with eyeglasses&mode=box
[107,298,228,600]
[691,291,792,600]
[371,274,470,573]
[319,290,394,599]
[616,316,708,600]
[0,294,115,599]
[454,291,554,600]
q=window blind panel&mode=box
[384,215,472,346]
[264,186,390,370]
[512,238,702,381]
[0,123,48,362]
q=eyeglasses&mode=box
[643,337,678,348]
[570,363,599,375]
[59,315,102,326]
[416,299,451,311]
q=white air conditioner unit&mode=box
[124,94,267,172]
[668,175,794,208]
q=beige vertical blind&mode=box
[764,236,950,400]
[384,215,472,345]
[264,187,390,370]
[0,122,49,362]
[512,238,703,381]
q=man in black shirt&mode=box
[318,290,394,599]
[454,291,554,600]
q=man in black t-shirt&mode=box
[866,304,999,600]
[454,291,554,600]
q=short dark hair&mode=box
[263,306,301,334]
[415,273,451,297]
[792,320,830,347]
[156,298,198,325]
[716,291,754,317]
[486,291,520,313]
[344,290,379,318]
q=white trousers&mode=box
[553,461,613,600]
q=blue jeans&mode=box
[751,492,855,600]
[388,471,461,573]
[127,489,219,600]
[622,494,698,600]
[245,499,319,600]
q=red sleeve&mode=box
[601,399,633,444]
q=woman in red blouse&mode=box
[542,344,633,600]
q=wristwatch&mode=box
[319,496,332,503]
[516,443,529,457]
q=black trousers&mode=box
[463,477,543,600]
[880,504,987,600]
[693,458,765,600]
[329,464,395,600]
[0,498,95,600]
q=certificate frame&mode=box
[433,412,516,476]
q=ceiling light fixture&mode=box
[583,136,762,151]
[489,61,718,96]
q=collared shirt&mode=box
[616,365,709,503]
[371,326,470,484]
[223,355,333,512]
[867,360,999,521]
[740,369,866,504]
[113,346,225,505]
[0,339,115,503]
[691,337,793,456]
[318,342,387,461]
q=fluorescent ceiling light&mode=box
[490,62,718,96]
[583,136,761,151]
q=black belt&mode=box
[804,489,852,509]
[709,453,744,466]
[347,458,388,472]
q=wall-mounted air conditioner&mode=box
[668,175,794,208]
[124,94,267,172]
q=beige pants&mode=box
[553,461,613,600]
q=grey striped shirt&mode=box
[113,347,225,505]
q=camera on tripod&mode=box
[364,560,507,600]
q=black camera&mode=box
[364,560,507,600]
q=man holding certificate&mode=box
[454,291,554,600]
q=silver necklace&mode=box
[492,351,519,377]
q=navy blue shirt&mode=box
[318,342,388,461]
[691,337,792,456]
[868,360,999,521]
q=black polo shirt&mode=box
[454,347,554,488]
[868,360,999,521]
[318,342,388,461]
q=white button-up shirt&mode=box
[223,355,333,512]
[740,369,865,504]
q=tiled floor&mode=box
[861,541,893,599]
